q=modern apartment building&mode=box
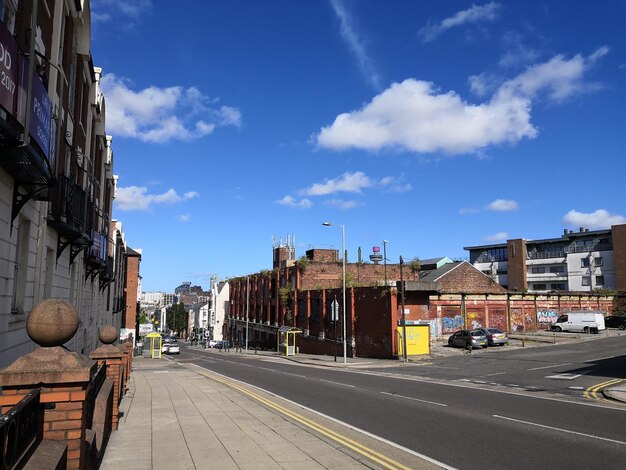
[0,1,136,365]
[465,224,626,293]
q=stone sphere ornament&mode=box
[99,325,119,344]
[26,299,80,347]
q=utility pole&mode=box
[400,256,407,363]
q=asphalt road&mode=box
[176,342,626,469]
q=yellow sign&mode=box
[397,325,430,356]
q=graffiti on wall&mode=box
[467,310,485,329]
[442,315,464,332]
[537,309,559,324]
[510,308,524,332]
[429,319,442,337]
[489,309,507,331]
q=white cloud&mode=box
[178,214,192,223]
[498,31,540,68]
[326,199,361,210]
[562,209,626,229]
[379,176,412,193]
[329,0,381,89]
[419,2,501,42]
[115,186,198,211]
[276,195,313,209]
[486,199,518,211]
[316,49,607,155]
[301,171,372,196]
[484,231,509,242]
[100,74,241,143]
[91,0,151,24]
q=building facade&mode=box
[465,225,626,293]
[0,1,136,365]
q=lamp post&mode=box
[399,256,407,363]
[323,222,347,364]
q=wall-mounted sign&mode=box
[0,22,18,116]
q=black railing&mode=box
[49,175,90,235]
[0,389,42,470]
[84,363,106,430]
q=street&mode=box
[173,335,626,469]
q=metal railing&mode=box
[0,389,42,470]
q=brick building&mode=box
[228,254,615,359]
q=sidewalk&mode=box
[100,355,442,470]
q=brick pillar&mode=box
[613,224,626,291]
[507,239,528,292]
[90,346,124,430]
[0,347,96,470]
[118,344,132,395]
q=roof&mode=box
[418,261,464,282]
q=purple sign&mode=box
[0,22,18,115]
[19,56,52,158]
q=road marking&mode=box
[260,367,276,372]
[585,356,616,363]
[193,368,443,470]
[545,373,581,380]
[506,384,521,388]
[320,379,355,388]
[568,386,584,390]
[584,379,625,402]
[484,372,506,377]
[283,372,306,378]
[527,363,571,371]
[380,391,447,407]
[493,415,626,446]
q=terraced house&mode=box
[0,0,137,366]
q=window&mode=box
[596,276,605,286]
[581,258,590,268]
[549,266,565,273]
[594,257,603,267]
[582,276,591,286]
[531,267,545,274]
[550,283,566,290]
[533,284,547,290]
[11,219,31,314]
[0,0,17,33]
[496,270,508,275]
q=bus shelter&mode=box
[277,326,302,356]
[146,332,163,359]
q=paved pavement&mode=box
[100,355,443,470]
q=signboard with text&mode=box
[0,22,18,116]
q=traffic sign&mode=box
[330,299,339,322]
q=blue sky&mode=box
[90,1,626,292]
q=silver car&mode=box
[448,329,488,349]
[476,328,509,346]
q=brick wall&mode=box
[613,224,626,291]
[507,239,528,291]
[123,254,140,329]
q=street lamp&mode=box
[323,221,347,364]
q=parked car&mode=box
[476,328,509,346]
[161,338,171,353]
[208,340,220,348]
[604,316,626,330]
[448,329,488,349]
[167,343,180,354]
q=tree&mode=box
[166,303,188,334]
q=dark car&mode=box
[604,316,626,330]
[448,329,488,349]
[475,327,509,346]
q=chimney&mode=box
[579,227,584,233]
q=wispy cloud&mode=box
[91,0,152,24]
[329,0,381,89]
[419,2,501,43]
[484,231,509,242]
[275,195,313,209]
[315,48,607,155]
[100,74,241,143]
[115,186,198,211]
[563,209,626,229]
[301,171,373,196]
[326,199,361,210]
[178,214,192,223]
[486,199,518,211]
[498,31,540,68]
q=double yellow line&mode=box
[197,370,413,470]
[584,378,625,402]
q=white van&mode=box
[549,311,606,334]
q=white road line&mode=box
[493,415,626,446]
[380,391,447,407]
[320,379,355,388]
[259,367,276,372]
[484,372,506,377]
[283,372,306,378]
[569,386,585,390]
[585,356,616,363]
[546,373,582,380]
[527,363,572,371]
